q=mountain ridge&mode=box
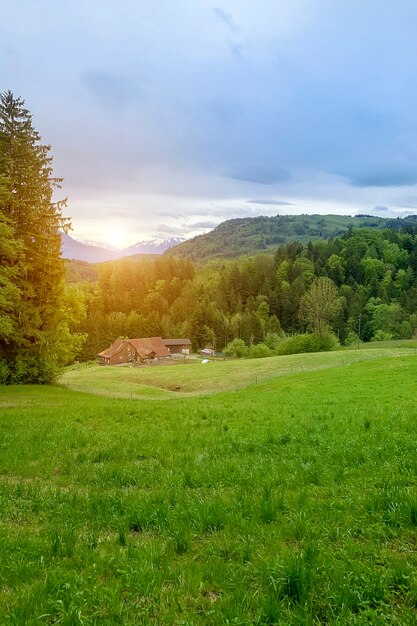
[165,213,417,261]
[61,233,184,262]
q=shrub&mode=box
[265,332,284,351]
[370,330,393,342]
[399,320,413,339]
[276,332,339,355]
[224,338,248,358]
[248,343,273,359]
[344,331,360,346]
[0,359,10,384]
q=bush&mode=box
[399,320,413,339]
[248,343,273,359]
[224,338,248,358]
[370,330,393,342]
[0,359,10,384]
[276,332,339,355]
[4,354,57,385]
[344,331,360,346]
[264,332,284,351]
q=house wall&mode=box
[167,344,189,354]
[108,343,131,365]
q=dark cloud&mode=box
[156,223,182,235]
[226,166,291,185]
[247,199,295,206]
[349,169,417,188]
[189,221,219,229]
[213,7,239,33]
[80,70,136,111]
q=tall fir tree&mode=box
[0,91,84,382]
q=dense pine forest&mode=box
[71,226,417,360]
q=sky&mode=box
[3,1,417,248]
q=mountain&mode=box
[61,233,121,262]
[165,213,417,261]
[122,237,184,255]
[61,233,184,262]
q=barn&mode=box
[128,337,171,362]
[98,337,171,365]
[98,338,130,366]
[163,338,192,354]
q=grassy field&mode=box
[60,343,417,398]
[2,352,417,623]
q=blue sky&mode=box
[3,1,417,247]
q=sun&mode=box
[104,226,130,250]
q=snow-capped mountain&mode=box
[81,240,121,252]
[61,233,184,262]
[122,237,184,256]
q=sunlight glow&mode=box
[105,226,130,250]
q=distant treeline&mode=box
[71,226,417,360]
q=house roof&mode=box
[128,337,171,358]
[98,337,125,358]
[98,337,171,359]
[163,338,191,346]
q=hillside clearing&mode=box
[60,344,416,398]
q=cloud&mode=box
[372,205,389,213]
[229,42,243,58]
[356,205,415,218]
[349,169,417,188]
[188,220,219,229]
[247,198,295,206]
[396,198,417,209]
[155,223,182,235]
[6,0,417,243]
[80,70,136,111]
[108,210,132,218]
[226,166,291,185]
[213,7,239,33]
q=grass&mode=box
[1,352,417,623]
[59,343,416,398]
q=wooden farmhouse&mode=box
[163,338,191,354]
[98,337,192,365]
[98,337,170,365]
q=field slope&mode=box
[60,344,416,398]
[1,354,417,624]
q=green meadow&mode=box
[60,342,417,398]
[2,351,417,624]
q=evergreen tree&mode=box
[299,277,341,337]
[0,91,84,382]
[0,179,22,343]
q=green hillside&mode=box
[2,352,417,623]
[166,213,417,261]
[60,343,417,399]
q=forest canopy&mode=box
[71,226,417,360]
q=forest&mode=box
[71,225,417,360]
